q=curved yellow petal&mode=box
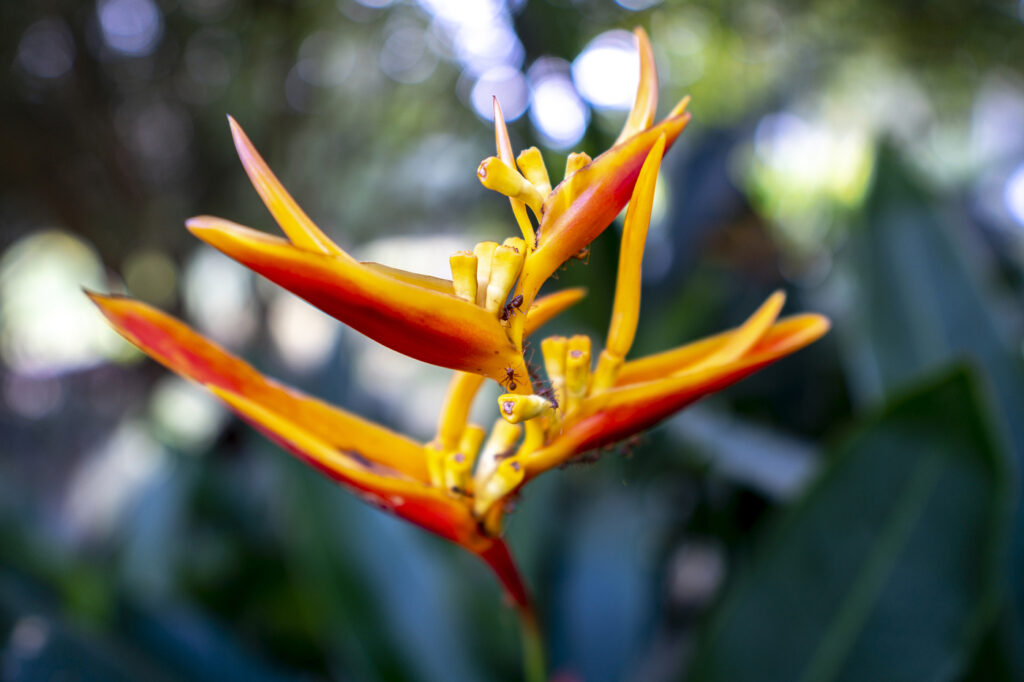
[681,290,786,374]
[614,27,658,146]
[86,292,430,481]
[186,216,523,381]
[593,134,666,393]
[227,116,348,258]
[605,134,665,358]
[523,314,830,478]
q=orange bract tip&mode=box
[681,290,787,374]
[669,94,691,118]
[227,115,347,258]
[614,27,658,146]
[490,98,536,245]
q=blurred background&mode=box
[2,0,1024,680]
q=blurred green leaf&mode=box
[687,366,1010,682]
[840,147,1024,623]
[961,607,1024,681]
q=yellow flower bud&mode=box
[473,458,525,517]
[484,244,526,314]
[497,394,556,423]
[516,146,552,198]
[449,250,478,303]
[473,241,499,307]
[477,157,544,216]
[564,152,592,179]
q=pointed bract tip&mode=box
[807,313,832,335]
[83,288,113,312]
[83,290,136,324]
[226,114,242,136]
[771,313,832,352]
[227,115,251,152]
[669,95,692,118]
[184,215,221,237]
[82,288,120,307]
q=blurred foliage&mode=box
[690,366,1011,681]
[2,0,1024,680]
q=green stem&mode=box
[477,541,547,681]
[518,605,546,682]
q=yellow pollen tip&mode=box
[496,394,555,423]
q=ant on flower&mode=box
[501,365,520,391]
[499,294,524,323]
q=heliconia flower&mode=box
[88,26,827,677]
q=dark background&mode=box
[2,0,1024,680]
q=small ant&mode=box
[499,294,524,322]
[571,247,591,264]
[501,365,520,391]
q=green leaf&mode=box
[688,367,1011,682]
[840,146,1024,631]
